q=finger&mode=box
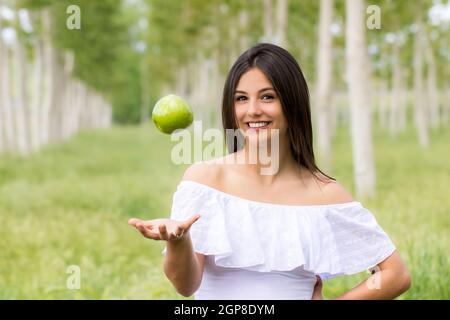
[137,224,160,240]
[172,225,184,238]
[159,224,169,240]
[182,214,201,229]
[141,220,157,229]
[128,218,142,226]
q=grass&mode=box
[0,122,448,299]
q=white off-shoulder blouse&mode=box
[162,180,396,300]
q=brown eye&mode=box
[235,95,247,101]
[261,94,274,101]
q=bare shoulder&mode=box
[182,159,223,187]
[311,173,355,204]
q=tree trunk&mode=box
[0,44,15,153]
[40,8,54,145]
[176,65,188,98]
[30,36,44,151]
[424,34,439,129]
[140,55,150,125]
[275,0,288,48]
[0,15,9,152]
[49,52,64,143]
[239,10,250,52]
[0,27,3,151]
[61,51,75,140]
[13,10,30,155]
[197,53,210,128]
[345,0,376,198]
[399,69,408,131]
[413,12,429,147]
[389,41,402,136]
[71,79,82,135]
[316,0,334,171]
[377,47,389,130]
[443,82,450,125]
[228,15,240,68]
[263,0,274,42]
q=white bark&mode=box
[176,65,188,98]
[140,56,149,125]
[0,7,115,155]
[49,53,64,142]
[0,14,14,151]
[196,53,210,128]
[12,11,30,155]
[228,15,240,68]
[71,79,82,135]
[275,0,288,48]
[211,48,223,129]
[316,0,334,171]
[239,10,249,52]
[62,51,75,140]
[413,14,429,147]
[263,0,274,42]
[443,84,450,125]
[0,26,3,151]
[30,36,43,151]
[78,81,88,129]
[376,81,386,128]
[389,41,402,136]
[399,70,408,130]
[0,47,14,153]
[377,47,389,130]
[345,0,376,198]
[424,34,439,129]
[40,8,54,145]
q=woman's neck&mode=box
[235,141,304,186]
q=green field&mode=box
[0,123,448,299]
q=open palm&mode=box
[128,214,201,242]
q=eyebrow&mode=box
[234,87,275,94]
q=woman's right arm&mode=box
[164,235,205,297]
[131,162,216,296]
[128,214,203,297]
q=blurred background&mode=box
[0,0,448,299]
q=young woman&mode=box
[129,43,411,300]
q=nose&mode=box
[247,98,263,117]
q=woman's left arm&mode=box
[334,250,412,300]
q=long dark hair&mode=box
[221,43,335,181]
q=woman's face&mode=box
[234,68,288,147]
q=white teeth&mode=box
[248,122,270,128]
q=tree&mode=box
[345,0,376,197]
[275,0,288,48]
[0,11,15,152]
[413,6,429,147]
[12,6,30,154]
[315,0,334,171]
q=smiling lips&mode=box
[246,121,272,130]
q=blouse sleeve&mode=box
[311,204,396,280]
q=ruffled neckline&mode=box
[180,180,361,209]
[163,179,396,279]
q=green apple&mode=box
[151,94,193,134]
